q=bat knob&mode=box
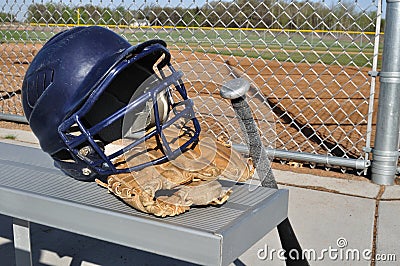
[220,78,250,100]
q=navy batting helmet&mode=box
[22,26,200,180]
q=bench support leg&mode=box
[13,218,33,266]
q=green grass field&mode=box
[1,27,383,68]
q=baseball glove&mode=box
[96,126,254,217]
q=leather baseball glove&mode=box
[96,126,254,217]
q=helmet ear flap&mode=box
[51,149,95,181]
[53,158,98,181]
[52,140,107,181]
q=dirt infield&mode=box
[0,43,378,169]
[171,50,377,160]
[0,43,38,115]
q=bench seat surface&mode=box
[0,142,288,266]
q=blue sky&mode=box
[6,0,386,22]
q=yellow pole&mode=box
[77,8,80,26]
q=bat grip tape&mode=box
[231,96,277,189]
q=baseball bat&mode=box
[220,78,309,266]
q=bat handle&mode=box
[220,78,276,188]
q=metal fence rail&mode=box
[0,1,387,176]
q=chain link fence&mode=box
[0,0,384,173]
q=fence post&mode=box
[371,0,400,185]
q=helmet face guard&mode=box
[54,41,201,180]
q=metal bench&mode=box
[0,141,288,266]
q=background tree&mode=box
[24,0,381,32]
[0,12,17,22]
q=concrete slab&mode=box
[274,170,380,199]
[237,185,376,265]
[235,228,284,266]
[375,200,400,266]
[381,185,400,200]
[0,127,38,145]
